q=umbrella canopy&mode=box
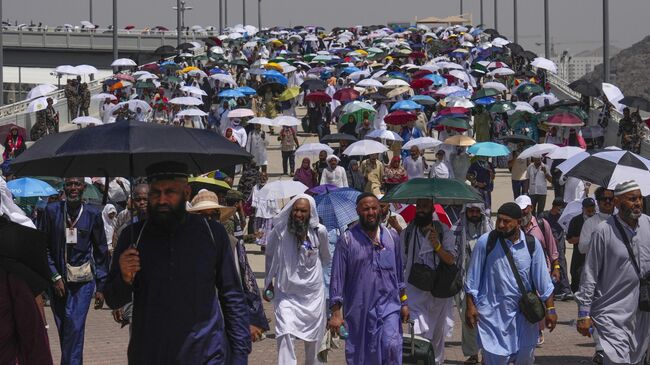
[488,101,516,113]
[273,116,301,127]
[443,135,476,146]
[472,88,500,100]
[228,108,255,118]
[218,89,245,98]
[91,93,118,101]
[235,86,257,96]
[295,143,334,157]
[557,150,650,195]
[26,97,56,113]
[277,86,301,101]
[10,120,252,177]
[381,178,482,205]
[545,112,584,127]
[308,184,339,195]
[619,96,650,112]
[546,146,584,160]
[531,57,557,73]
[314,188,362,230]
[384,110,417,125]
[26,84,57,100]
[467,142,511,157]
[247,117,275,126]
[111,58,137,67]
[391,100,422,111]
[410,95,437,106]
[333,88,360,102]
[300,79,328,91]
[401,137,442,150]
[305,91,332,103]
[188,176,231,197]
[568,79,602,97]
[320,133,358,144]
[256,180,308,200]
[357,78,383,88]
[154,45,177,55]
[500,134,536,145]
[71,116,103,126]
[438,117,470,130]
[343,140,388,156]
[170,96,203,106]
[177,109,208,117]
[365,129,403,141]
[517,143,558,159]
[7,177,58,197]
[514,83,544,97]
[482,81,508,92]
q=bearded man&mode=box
[104,161,251,365]
[329,193,409,364]
[264,194,330,365]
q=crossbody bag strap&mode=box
[612,217,642,278]
[497,238,529,296]
[132,222,148,249]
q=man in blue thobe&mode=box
[39,177,109,365]
[329,193,409,364]
[464,202,556,365]
[104,161,251,364]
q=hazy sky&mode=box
[5,0,650,54]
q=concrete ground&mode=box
[44,114,596,364]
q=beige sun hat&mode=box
[187,189,237,221]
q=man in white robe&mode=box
[246,123,269,173]
[264,194,331,365]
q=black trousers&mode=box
[281,150,296,175]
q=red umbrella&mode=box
[333,88,360,102]
[410,51,426,59]
[142,63,161,73]
[394,203,451,227]
[305,91,332,103]
[411,70,432,79]
[439,107,470,115]
[154,26,169,31]
[441,74,456,84]
[124,25,135,30]
[0,124,26,143]
[410,78,433,89]
[114,73,135,82]
[384,110,418,125]
[545,112,584,127]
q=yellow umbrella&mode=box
[443,135,476,146]
[180,66,200,74]
[277,86,301,102]
[386,86,412,99]
[188,176,231,190]
[264,62,283,72]
[270,39,283,47]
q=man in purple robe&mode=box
[328,192,409,364]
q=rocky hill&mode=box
[581,35,650,100]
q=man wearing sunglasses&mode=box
[578,187,616,255]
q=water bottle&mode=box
[264,288,274,300]
[338,325,349,339]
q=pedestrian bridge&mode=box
[2,28,205,68]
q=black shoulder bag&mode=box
[612,218,650,312]
[406,225,437,292]
[431,221,463,298]
[498,237,546,323]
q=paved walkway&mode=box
[45,117,596,364]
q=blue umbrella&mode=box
[391,100,423,111]
[235,86,257,96]
[314,188,362,230]
[342,66,361,74]
[7,177,58,197]
[473,96,496,105]
[410,95,437,106]
[424,73,447,86]
[467,142,511,157]
[447,90,473,98]
[308,184,339,195]
[209,67,228,75]
[262,70,289,84]
[387,71,410,82]
[218,89,245,98]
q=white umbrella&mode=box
[546,146,585,160]
[247,117,275,126]
[273,116,300,127]
[402,137,442,150]
[75,64,98,75]
[508,101,536,115]
[138,73,159,81]
[488,68,515,76]
[54,65,78,75]
[491,37,510,47]
[72,116,103,125]
[256,180,308,200]
[177,109,208,117]
[111,58,137,67]
[517,143,558,159]
[26,84,57,100]
[602,83,625,113]
[26,97,56,113]
[91,93,117,101]
[210,46,225,54]
[449,70,470,83]
[170,97,203,106]
[349,70,371,82]
[444,97,475,108]
[529,93,559,107]
[295,143,334,157]
[365,129,403,141]
[80,21,95,29]
[357,78,383,88]
[434,61,464,70]
[558,200,584,232]
[343,140,388,156]
[211,73,237,85]
[531,57,557,74]
[115,99,152,113]
[482,81,508,92]
[228,108,255,118]
[181,86,208,96]
[383,79,410,89]
[228,32,243,40]
[436,86,464,96]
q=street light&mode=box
[460,0,463,16]
[494,0,498,32]
[89,0,93,24]
[480,0,484,26]
[603,0,610,82]
[258,0,261,29]
[544,0,550,58]
[112,0,118,61]
[172,1,193,45]
[219,0,223,33]
[243,0,246,25]
[513,0,518,44]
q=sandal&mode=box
[464,355,480,364]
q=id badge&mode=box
[66,228,78,245]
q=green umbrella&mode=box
[381,178,482,205]
[135,81,156,89]
[508,112,539,128]
[471,63,488,74]
[82,183,103,204]
[539,107,588,123]
[303,53,317,62]
[439,117,470,130]
[488,101,516,113]
[472,88,500,100]
[514,83,544,96]
[230,59,249,67]
[165,76,183,84]
[340,110,376,125]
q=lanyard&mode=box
[65,204,84,229]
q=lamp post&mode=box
[172,1,193,45]
[243,0,246,25]
[219,0,223,33]
[544,0,550,58]
[258,0,261,29]
[494,0,498,32]
[225,0,228,28]
[112,0,118,61]
[480,0,484,26]
[603,0,610,82]
[89,0,93,24]
[513,0,518,44]
[460,0,463,16]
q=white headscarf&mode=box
[102,204,117,246]
[0,176,36,228]
[272,193,319,230]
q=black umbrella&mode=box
[11,120,251,177]
[483,29,500,38]
[568,79,602,97]
[229,59,249,67]
[154,45,177,56]
[520,50,537,61]
[506,43,524,55]
[203,38,218,47]
[537,99,581,113]
[300,79,327,91]
[320,133,358,144]
[256,82,286,95]
[177,42,196,51]
[499,134,536,146]
[619,96,650,112]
